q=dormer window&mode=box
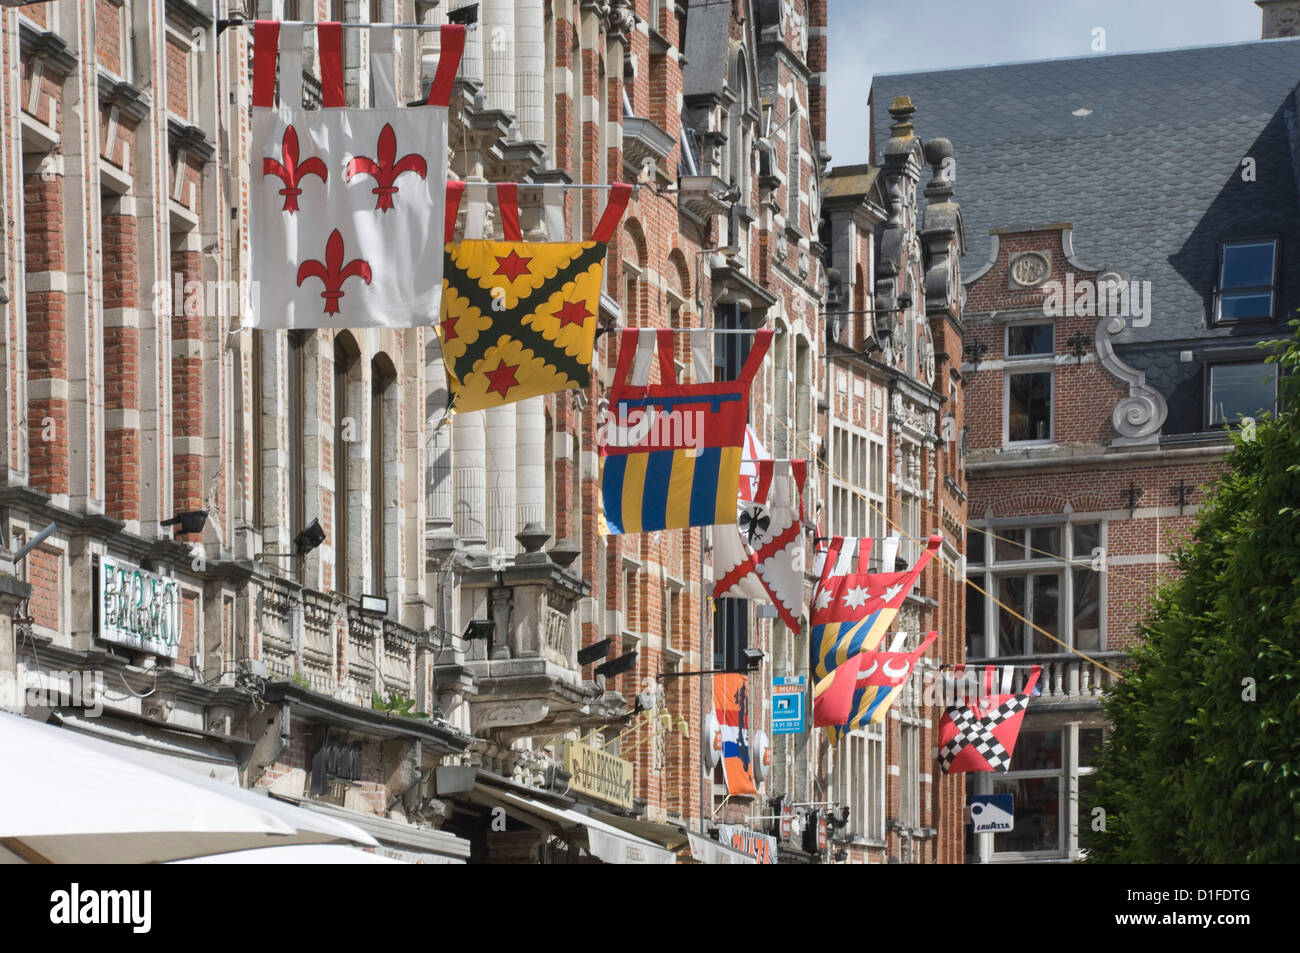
[1216,239,1278,322]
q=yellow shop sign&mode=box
[563,740,634,809]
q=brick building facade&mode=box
[820,96,966,864]
[2,0,971,864]
[873,1,1300,862]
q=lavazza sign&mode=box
[96,557,182,659]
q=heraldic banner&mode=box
[712,441,808,634]
[938,665,1042,773]
[809,533,942,698]
[822,631,938,741]
[601,328,773,535]
[438,182,631,413]
[248,21,464,328]
[713,673,757,797]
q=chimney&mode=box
[1257,1,1300,38]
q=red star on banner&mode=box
[441,315,459,341]
[484,360,520,398]
[554,300,591,329]
[493,250,533,282]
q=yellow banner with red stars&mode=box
[437,239,606,413]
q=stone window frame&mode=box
[1002,319,1056,446]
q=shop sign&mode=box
[563,739,634,809]
[97,556,182,659]
[717,824,777,864]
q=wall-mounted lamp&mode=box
[577,637,614,667]
[595,650,638,679]
[161,510,208,535]
[293,519,326,555]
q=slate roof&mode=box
[871,39,1300,432]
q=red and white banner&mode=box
[247,21,464,328]
[712,427,807,632]
[938,665,1041,773]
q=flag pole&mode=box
[219,20,482,34]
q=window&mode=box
[334,335,359,596]
[1005,323,1054,443]
[1076,727,1105,855]
[1007,323,1053,357]
[899,718,921,829]
[714,303,751,383]
[1208,362,1278,427]
[992,729,1063,854]
[1216,239,1277,322]
[287,332,309,576]
[829,425,869,538]
[713,598,748,671]
[836,725,884,842]
[252,332,264,530]
[966,521,1105,657]
[370,356,395,604]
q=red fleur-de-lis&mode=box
[344,123,428,212]
[263,126,328,214]
[296,230,372,315]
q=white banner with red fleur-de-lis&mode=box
[247,21,464,328]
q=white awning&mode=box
[52,712,242,785]
[276,795,470,863]
[476,787,676,865]
[688,832,759,865]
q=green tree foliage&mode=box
[1088,328,1300,863]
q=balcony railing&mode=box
[255,581,421,709]
[965,651,1130,704]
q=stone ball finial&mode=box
[924,137,954,169]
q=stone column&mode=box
[453,411,487,551]
[482,0,516,115]
[450,0,483,84]
[514,0,545,142]
[515,396,545,540]
[485,403,516,554]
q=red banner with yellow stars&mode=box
[438,238,606,412]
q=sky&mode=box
[825,0,1262,167]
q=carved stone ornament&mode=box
[1267,4,1300,36]
[1008,251,1051,289]
[1095,315,1168,444]
[917,320,936,388]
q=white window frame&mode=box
[836,723,885,844]
[966,518,1108,658]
